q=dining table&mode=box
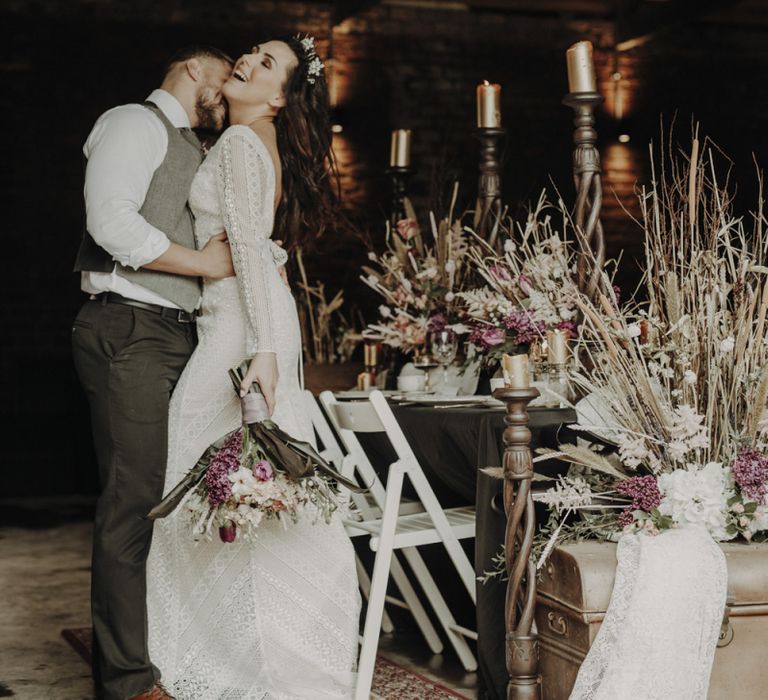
[353,395,576,699]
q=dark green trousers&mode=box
[71,299,196,700]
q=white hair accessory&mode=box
[297,34,324,84]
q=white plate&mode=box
[333,389,397,399]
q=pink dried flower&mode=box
[489,265,512,282]
[253,460,274,482]
[517,273,533,296]
[731,448,768,503]
[396,218,419,240]
[219,523,237,543]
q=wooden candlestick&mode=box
[493,385,541,700]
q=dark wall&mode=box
[2,0,768,496]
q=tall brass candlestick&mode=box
[493,385,541,700]
[563,41,606,299]
[475,81,505,249]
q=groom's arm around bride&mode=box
[71,45,234,700]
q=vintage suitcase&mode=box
[536,540,768,699]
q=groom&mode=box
[72,46,235,700]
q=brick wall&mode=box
[2,0,768,495]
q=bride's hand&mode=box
[240,353,279,415]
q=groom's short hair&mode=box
[162,45,234,78]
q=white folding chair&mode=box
[302,390,440,643]
[319,389,478,700]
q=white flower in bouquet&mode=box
[379,305,392,318]
[626,323,642,340]
[534,476,594,514]
[720,336,735,353]
[229,468,259,498]
[617,434,652,469]
[683,370,697,385]
[657,462,734,540]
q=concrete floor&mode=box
[0,507,478,700]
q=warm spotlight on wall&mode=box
[618,133,630,143]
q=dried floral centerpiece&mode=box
[460,192,580,369]
[531,136,768,564]
[362,190,472,356]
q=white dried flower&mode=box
[379,305,392,318]
[444,292,455,303]
[367,251,377,261]
[445,260,456,273]
[503,239,516,253]
[720,336,735,353]
[627,323,641,339]
[683,370,697,385]
[657,463,733,540]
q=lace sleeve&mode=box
[217,129,276,354]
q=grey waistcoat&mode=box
[74,102,204,312]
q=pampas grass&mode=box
[570,133,768,472]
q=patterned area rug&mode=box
[61,628,470,699]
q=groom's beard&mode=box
[196,88,227,132]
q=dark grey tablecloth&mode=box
[359,402,575,699]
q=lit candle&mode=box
[476,81,501,128]
[502,353,530,389]
[389,129,412,168]
[566,41,597,93]
[547,329,570,364]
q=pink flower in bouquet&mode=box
[396,218,419,240]
[517,273,533,296]
[731,448,768,503]
[481,327,506,346]
[253,459,274,482]
[489,265,512,282]
[427,313,447,333]
[219,523,237,543]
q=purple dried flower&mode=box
[616,475,661,526]
[205,430,244,507]
[731,448,768,503]
[556,320,577,336]
[427,313,447,333]
[502,310,545,345]
[613,285,622,306]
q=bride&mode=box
[146,36,360,699]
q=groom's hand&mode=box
[200,232,234,279]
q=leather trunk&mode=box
[536,540,768,699]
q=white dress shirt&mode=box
[81,89,195,308]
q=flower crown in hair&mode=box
[296,34,324,84]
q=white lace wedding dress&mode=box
[146,125,360,699]
[569,525,727,700]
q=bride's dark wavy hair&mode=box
[274,36,341,249]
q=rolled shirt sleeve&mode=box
[83,105,172,270]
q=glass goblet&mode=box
[429,329,458,394]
